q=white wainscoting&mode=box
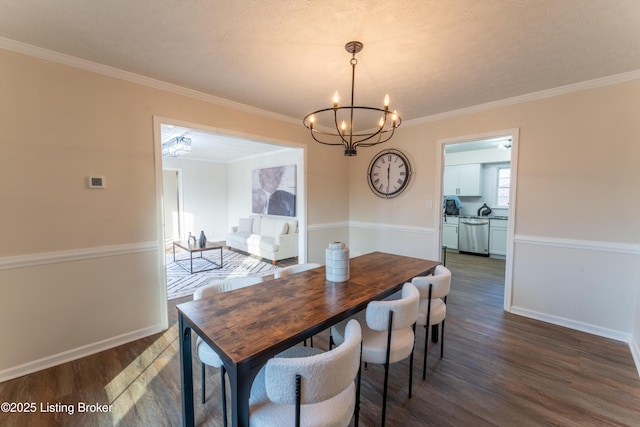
[307,221,438,261]
[0,242,164,383]
[512,234,640,376]
[307,224,640,376]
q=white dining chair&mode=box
[411,265,452,379]
[249,319,362,427]
[330,282,420,427]
[274,262,322,278]
[192,275,264,426]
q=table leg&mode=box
[179,314,195,427]
[228,363,256,427]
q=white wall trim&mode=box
[0,323,166,383]
[510,306,632,344]
[404,70,640,127]
[0,37,298,126]
[515,234,640,255]
[631,337,640,379]
[307,221,350,231]
[349,221,436,235]
[4,36,639,135]
[0,241,158,270]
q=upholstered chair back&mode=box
[265,319,361,405]
[365,282,419,331]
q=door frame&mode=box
[434,128,519,312]
[152,116,308,327]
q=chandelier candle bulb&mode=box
[325,242,350,283]
[302,41,402,156]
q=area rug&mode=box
[166,249,282,300]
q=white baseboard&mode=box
[0,323,166,383]
[512,305,640,378]
[631,337,640,379]
[510,306,632,343]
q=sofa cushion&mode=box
[260,217,289,238]
[247,234,279,252]
[251,215,262,235]
[238,217,253,233]
[285,219,298,234]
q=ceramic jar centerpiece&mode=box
[325,242,349,282]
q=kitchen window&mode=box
[496,167,510,207]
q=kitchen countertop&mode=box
[444,215,509,220]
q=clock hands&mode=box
[387,164,390,193]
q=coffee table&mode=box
[172,240,224,274]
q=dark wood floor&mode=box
[2,252,639,426]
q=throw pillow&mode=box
[238,217,253,233]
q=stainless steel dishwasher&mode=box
[458,217,489,256]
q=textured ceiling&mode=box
[1,1,639,128]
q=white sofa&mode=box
[226,215,298,264]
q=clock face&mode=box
[367,149,411,198]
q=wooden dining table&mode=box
[177,251,439,427]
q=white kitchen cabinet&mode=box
[442,216,459,250]
[443,164,482,196]
[489,219,508,256]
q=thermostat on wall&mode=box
[87,176,106,189]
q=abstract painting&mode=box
[252,165,296,217]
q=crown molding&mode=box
[403,69,640,127]
[0,37,299,126]
[3,36,639,129]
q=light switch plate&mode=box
[87,176,106,189]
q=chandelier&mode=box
[162,136,192,157]
[303,41,401,156]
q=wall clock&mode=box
[367,149,412,199]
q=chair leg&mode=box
[431,324,439,343]
[409,324,415,398]
[381,310,394,427]
[354,344,362,427]
[381,359,389,427]
[201,362,206,404]
[221,366,227,427]
[423,324,429,380]
[440,320,445,359]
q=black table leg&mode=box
[179,314,195,427]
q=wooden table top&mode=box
[173,240,225,253]
[177,252,439,365]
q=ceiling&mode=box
[161,125,293,163]
[2,1,639,159]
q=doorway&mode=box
[162,169,184,249]
[152,117,307,327]
[436,129,519,311]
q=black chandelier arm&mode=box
[308,129,348,148]
[353,126,397,148]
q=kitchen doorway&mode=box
[436,129,519,311]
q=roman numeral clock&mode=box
[367,149,412,199]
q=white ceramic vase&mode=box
[325,242,350,282]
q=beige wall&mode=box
[348,79,640,345]
[1,47,639,380]
[0,49,349,380]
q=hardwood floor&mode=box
[1,252,639,426]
